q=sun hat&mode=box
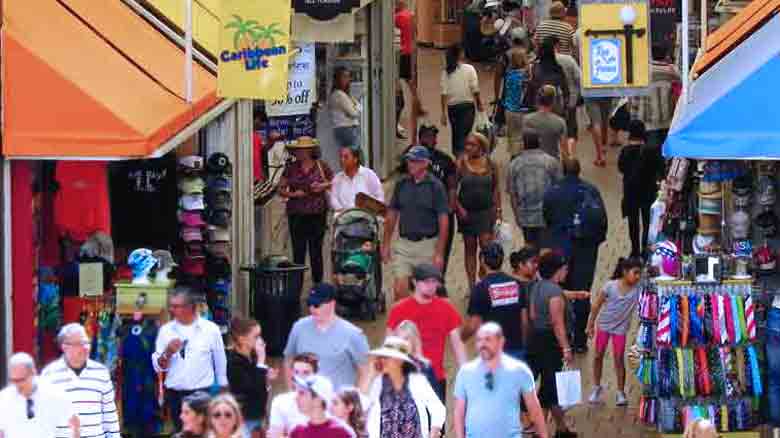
[307,283,337,307]
[178,156,204,173]
[550,1,566,18]
[697,213,721,235]
[369,336,419,368]
[178,176,205,195]
[207,152,232,174]
[179,194,205,211]
[179,210,207,227]
[181,227,204,242]
[208,226,231,242]
[412,263,443,282]
[729,210,750,240]
[286,136,319,149]
[404,145,431,162]
[294,375,335,406]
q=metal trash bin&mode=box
[242,256,307,356]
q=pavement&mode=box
[263,47,647,438]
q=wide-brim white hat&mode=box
[369,336,418,369]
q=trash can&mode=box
[242,256,307,356]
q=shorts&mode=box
[585,97,613,127]
[595,329,627,359]
[393,237,436,278]
[399,54,412,81]
[565,106,578,138]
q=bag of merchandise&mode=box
[555,367,582,410]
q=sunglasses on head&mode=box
[212,410,234,419]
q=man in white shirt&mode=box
[41,323,120,438]
[0,352,79,438]
[268,353,319,438]
[152,287,228,429]
[330,145,385,214]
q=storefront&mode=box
[1,0,255,401]
[633,4,780,435]
[415,0,468,47]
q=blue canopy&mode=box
[663,14,780,159]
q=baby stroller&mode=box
[331,208,384,320]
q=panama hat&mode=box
[286,136,319,149]
[369,337,418,369]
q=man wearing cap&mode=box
[152,287,228,430]
[290,375,354,438]
[533,2,575,56]
[387,263,467,404]
[269,353,320,438]
[462,242,530,361]
[454,323,549,438]
[506,131,562,248]
[383,145,450,300]
[284,283,370,390]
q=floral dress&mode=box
[379,375,422,438]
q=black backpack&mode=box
[574,184,608,244]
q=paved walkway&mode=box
[264,47,647,437]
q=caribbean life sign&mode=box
[218,0,292,100]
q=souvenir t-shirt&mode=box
[468,273,527,351]
[53,161,112,242]
[387,297,462,380]
[110,154,178,248]
[290,418,354,438]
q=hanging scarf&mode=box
[736,294,747,344]
[718,294,729,345]
[689,294,702,345]
[730,294,742,344]
[684,348,697,398]
[696,346,711,396]
[721,347,735,397]
[747,345,762,396]
[657,296,671,346]
[671,295,680,347]
[708,347,724,396]
[720,404,729,432]
[675,348,686,397]
[724,294,736,344]
[680,295,690,347]
[735,347,747,394]
[703,294,713,344]
[745,295,756,341]
[712,294,721,345]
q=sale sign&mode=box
[266,44,317,117]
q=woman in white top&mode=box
[330,145,385,214]
[440,45,483,157]
[360,337,445,438]
[329,67,362,148]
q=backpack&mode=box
[528,62,568,116]
[573,183,608,244]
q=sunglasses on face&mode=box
[484,372,494,391]
[212,410,234,419]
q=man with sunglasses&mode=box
[453,323,548,438]
[269,353,319,438]
[41,323,120,438]
[152,287,228,430]
[0,352,79,438]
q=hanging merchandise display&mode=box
[635,159,780,437]
[204,152,233,333]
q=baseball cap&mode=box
[480,241,504,260]
[208,226,231,242]
[307,283,337,306]
[179,194,205,211]
[178,155,204,173]
[206,242,231,260]
[179,210,207,227]
[208,210,232,227]
[206,257,231,278]
[181,257,206,276]
[209,278,232,295]
[510,247,539,267]
[185,243,206,259]
[412,263,443,282]
[404,145,431,161]
[207,152,232,174]
[208,176,232,194]
[178,176,205,195]
[181,227,204,242]
[538,251,568,279]
[207,192,232,211]
[294,375,335,406]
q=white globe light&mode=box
[620,5,637,25]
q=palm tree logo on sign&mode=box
[220,15,287,70]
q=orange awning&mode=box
[2,0,222,158]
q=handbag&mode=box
[555,366,582,410]
[494,220,513,257]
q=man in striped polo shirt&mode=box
[41,323,120,438]
[533,2,576,57]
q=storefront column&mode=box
[9,161,34,355]
[376,0,398,179]
[1,159,9,382]
[233,99,254,316]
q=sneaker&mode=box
[616,391,628,406]
[588,385,603,404]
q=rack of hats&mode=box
[635,159,780,437]
[176,153,233,333]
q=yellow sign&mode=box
[218,0,291,99]
[579,1,650,95]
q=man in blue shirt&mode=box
[453,323,548,438]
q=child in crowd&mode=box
[503,48,530,158]
[331,387,368,438]
[586,257,643,406]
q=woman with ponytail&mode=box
[585,257,643,406]
[439,45,483,157]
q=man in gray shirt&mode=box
[524,86,568,159]
[283,283,370,390]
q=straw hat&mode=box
[286,136,319,149]
[369,337,418,368]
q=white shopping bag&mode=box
[494,220,514,258]
[555,368,582,410]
